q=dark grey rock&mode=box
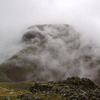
[4,96,11,100]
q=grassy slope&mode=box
[0,81,65,100]
[0,81,33,100]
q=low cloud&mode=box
[0,0,100,80]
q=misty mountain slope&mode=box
[0,24,100,84]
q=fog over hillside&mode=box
[0,0,100,82]
[0,24,100,84]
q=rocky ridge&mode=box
[4,77,100,100]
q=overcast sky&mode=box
[0,0,100,41]
[0,0,100,62]
[0,0,100,28]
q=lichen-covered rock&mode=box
[26,77,100,100]
[17,94,31,100]
[29,82,52,93]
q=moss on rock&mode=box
[16,77,100,100]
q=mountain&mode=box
[0,24,99,85]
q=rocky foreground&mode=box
[2,77,100,100]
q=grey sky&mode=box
[0,0,100,62]
[0,0,100,31]
[0,0,94,27]
[0,0,100,26]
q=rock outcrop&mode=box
[17,77,100,100]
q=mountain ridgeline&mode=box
[0,24,100,84]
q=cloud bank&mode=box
[0,0,100,63]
